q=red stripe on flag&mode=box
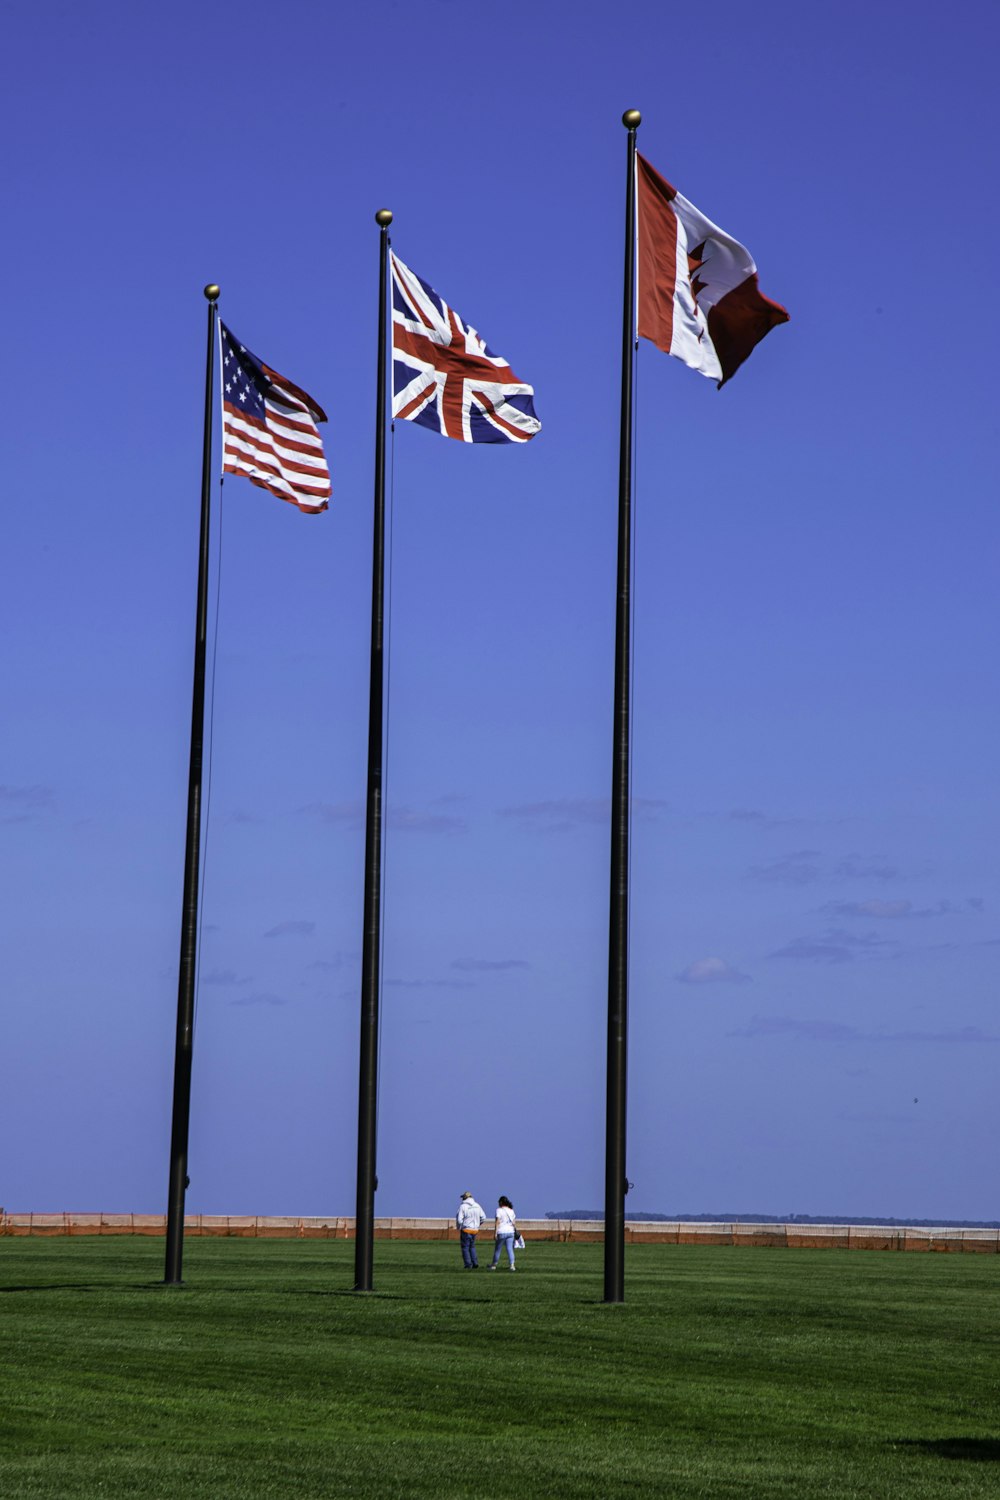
[261,424,329,462]
[224,403,269,435]
[261,364,328,423]
[392,323,514,386]
[636,152,680,358]
[396,381,437,423]
[228,405,325,462]
[224,406,330,479]
[223,457,329,512]
[470,388,528,442]
[223,438,330,493]
[440,310,467,439]
[266,406,326,437]
[223,450,330,499]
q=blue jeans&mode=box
[460,1231,479,1268]
[492,1233,515,1268]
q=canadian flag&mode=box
[636,152,788,387]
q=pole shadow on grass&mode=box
[0,1282,411,1298]
[0,1283,161,1294]
[897,1438,1000,1462]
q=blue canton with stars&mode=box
[221,323,271,420]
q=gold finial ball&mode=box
[203,283,220,301]
[375,209,393,227]
[622,109,641,129]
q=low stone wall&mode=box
[1,1210,997,1252]
[625,1222,1000,1253]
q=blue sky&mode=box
[2,0,998,1224]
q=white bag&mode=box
[514,1233,525,1250]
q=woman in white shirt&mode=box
[488,1195,517,1270]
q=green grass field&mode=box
[2,1237,998,1498]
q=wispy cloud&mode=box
[500,796,607,830]
[822,899,913,920]
[732,1015,1000,1046]
[633,797,670,819]
[452,958,530,972]
[388,806,466,833]
[749,849,824,886]
[300,799,466,834]
[769,937,853,964]
[300,799,364,828]
[823,897,984,920]
[676,957,752,985]
[308,952,357,973]
[768,928,893,964]
[1,784,54,823]
[385,977,475,991]
[0,784,53,808]
[734,1015,861,1041]
[837,1109,920,1124]
[749,850,900,887]
[264,920,316,939]
[834,853,898,882]
[201,968,251,986]
[727,807,804,830]
[499,796,667,833]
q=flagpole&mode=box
[605,111,640,1305]
[355,209,392,1292]
[164,282,220,1287]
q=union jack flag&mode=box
[391,253,540,445]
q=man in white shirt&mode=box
[456,1191,487,1269]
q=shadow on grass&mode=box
[900,1438,1000,1462]
[0,1283,411,1299]
[0,1278,598,1304]
[0,1283,162,1294]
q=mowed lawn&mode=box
[2,1237,998,1497]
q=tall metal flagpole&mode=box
[355,209,393,1292]
[605,111,640,1305]
[165,282,220,1287]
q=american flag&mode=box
[391,253,540,445]
[220,322,331,513]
